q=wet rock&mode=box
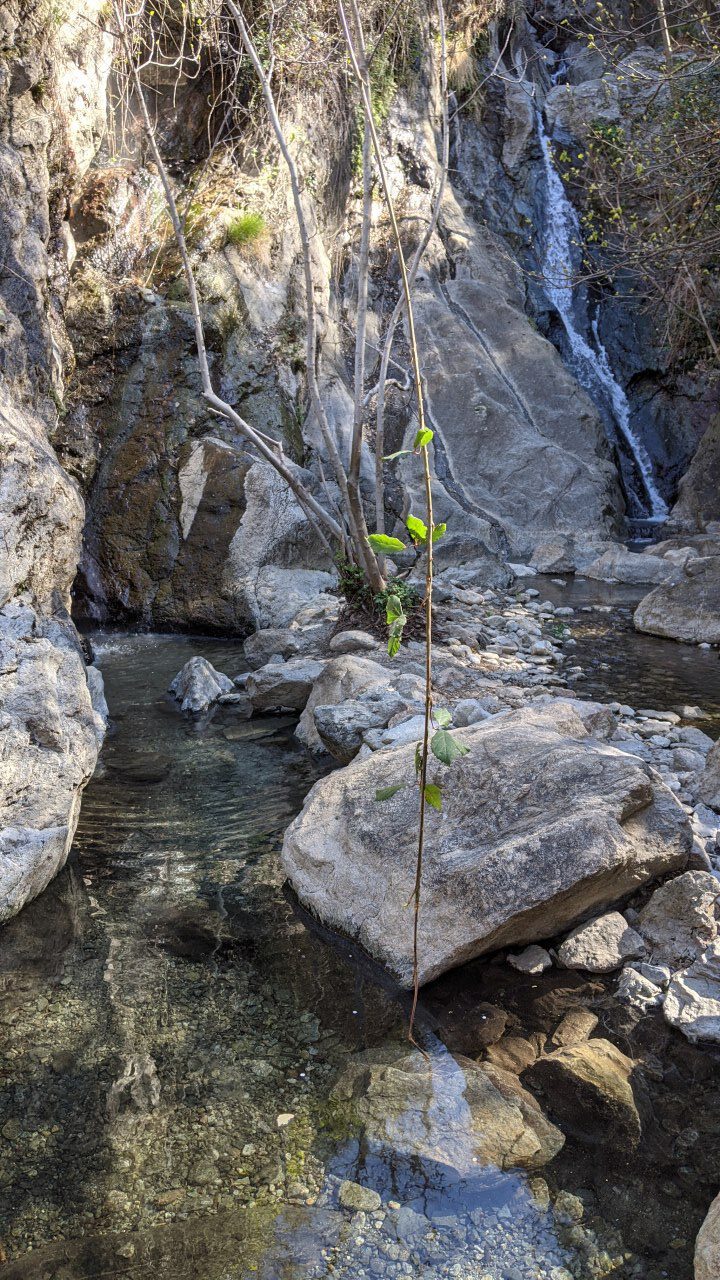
[168,656,234,714]
[338,1181,381,1213]
[332,1044,564,1173]
[508,945,553,975]
[485,1036,539,1074]
[283,700,691,986]
[634,557,720,645]
[524,1038,642,1150]
[557,912,645,973]
[434,1000,508,1055]
[664,941,720,1044]
[547,1007,599,1050]
[637,871,720,969]
[695,1189,720,1280]
[244,658,325,714]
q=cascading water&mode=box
[536,114,668,523]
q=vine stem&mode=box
[338,0,442,1045]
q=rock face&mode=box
[695,1190,720,1280]
[634,557,720,644]
[0,602,106,923]
[282,700,691,986]
[332,1044,564,1174]
[0,395,105,923]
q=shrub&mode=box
[225,211,266,248]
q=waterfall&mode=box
[536,115,668,523]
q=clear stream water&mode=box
[0,617,719,1280]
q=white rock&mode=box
[695,1189,720,1280]
[169,656,234,714]
[508,945,553,974]
[616,968,664,1012]
[637,871,720,969]
[558,911,645,972]
[664,940,720,1044]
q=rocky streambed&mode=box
[1,577,720,1280]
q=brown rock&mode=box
[524,1038,641,1151]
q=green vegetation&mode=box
[225,211,266,249]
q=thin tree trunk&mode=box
[226,0,385,592]
[339,0,440,1043]
[374,0,448,535]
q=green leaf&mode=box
[375,784,404,801]
[368,534,407,554]
[431,729,470,766]
[406,515,428,543]
[431,523,447,542]
[388,632,402,658]
[385,593,405,623]
[382,449,411,461]
[414,743,423,776]
[423,783,443,811]
[414,427,434,449]
[434,707,452,728]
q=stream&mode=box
[0,606,719,1280]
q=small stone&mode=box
[616,967,664,1012]
[452,698,490,727]
[276,1113,294,1127]
[554,1190,584,1223]
[508,945,552,975]
[548,1006,599,1050]
[104,1190,131,1214]
[329,630,379,655]
[339,1181,382,1213]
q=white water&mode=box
[536,117,668,521]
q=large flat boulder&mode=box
[282,700,691,985]
[633,556,720,644]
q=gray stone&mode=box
[637,871,720,969]
[634,557,720,645]
[557,911,645,973]
[637,961,671,989]
[283,699,691,986]
[245,658,325,714]
[615,967,664,1012]
[169,656,234,714]
[363,714,427,752]
[328,630,379,655]
[697,740,720,811]
[582,546,680,587]
[314,698,400,764]
[664,940,720,1044]
[508,945,553,975]
[296,655,391,753]
[452,698,491,727]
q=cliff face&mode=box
[0,0,111,921]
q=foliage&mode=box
[225,210,266,248]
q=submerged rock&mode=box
[282,700,691,986]
[634,556,720,644]
[168,656,234,714]
[332,1044,564,1174]
[557,911,645,973]
[524,1038,642,1151]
